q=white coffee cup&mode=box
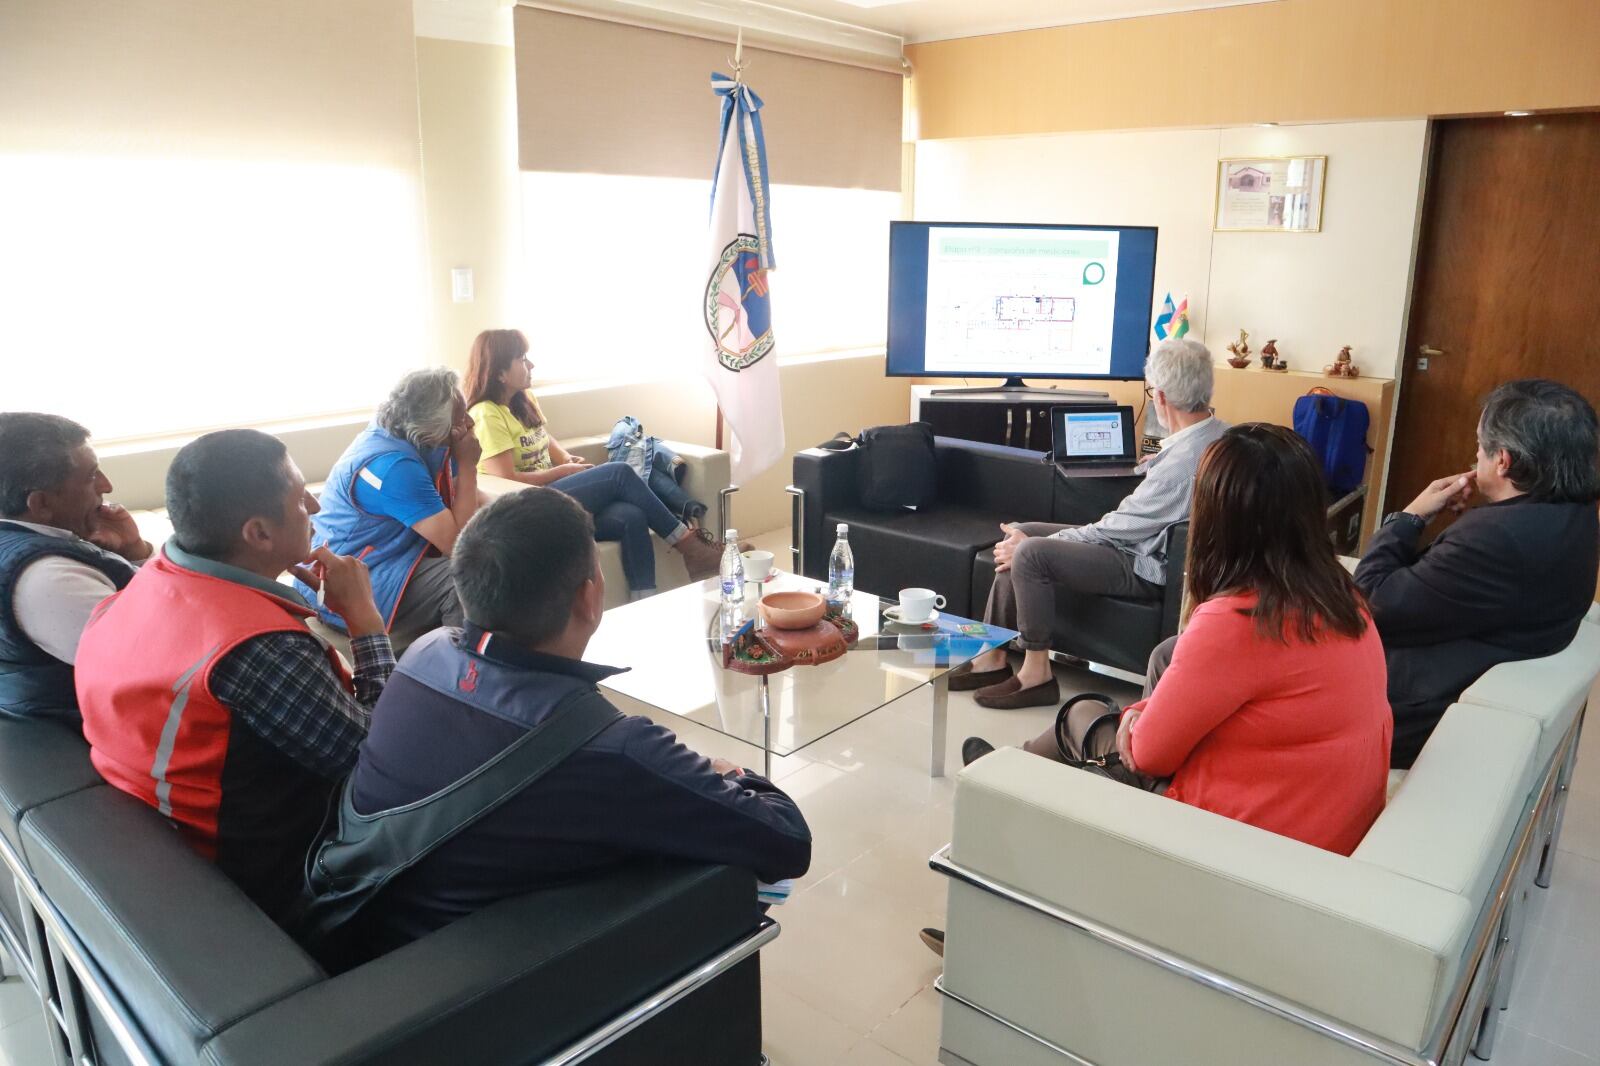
[741,550,774,583]
[897,587,946,622]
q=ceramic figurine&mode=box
[1324,345,1360,378]
[1225,329,1252,369]
[1260,338,1280,370]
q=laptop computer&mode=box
[1051,404,1142,477]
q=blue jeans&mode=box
[555,462,688,591]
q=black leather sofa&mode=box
[0,713,773,1066]
[791,435,1187,675]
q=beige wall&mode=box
[914,120,1428,379]
[415,36,523,371]
[905,0,1600,140]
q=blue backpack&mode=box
[1292,390,1370,495]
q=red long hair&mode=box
[465,329,541,429]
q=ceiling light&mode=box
[1255,122,1279,127]
[1505,110,1533,117]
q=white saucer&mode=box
[883,606,939,625]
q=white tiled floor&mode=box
[0,527,1595,1065]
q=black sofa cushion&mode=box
[0,715,103,858]
[0,715,107,952]
[834,504,1008,618]
[200,862,763,1066]
[20,786,325,1064]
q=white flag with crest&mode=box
[703,71,785,485]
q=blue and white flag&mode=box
[1153,292,1175,341]
[703,71,785,484]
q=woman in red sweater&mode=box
[969,423,1392,856]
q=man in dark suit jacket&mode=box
[1356,379,1600,768]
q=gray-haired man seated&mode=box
[952,338,1230,709]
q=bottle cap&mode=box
[724,529,738,541]
[836,523,848,534]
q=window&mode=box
[0,153,427,441]
[519,171,897,384]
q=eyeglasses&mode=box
[1142,385,1155,399]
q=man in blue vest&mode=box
[0,413,153,718]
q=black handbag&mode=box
[1053,692,1126,770]
[855,422,937,511]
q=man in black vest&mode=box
[0,413,153,718]
[1356,380,1600,768]
[344,486,812,952]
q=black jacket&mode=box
[349,625,813,949]
[1354,496,1598,768]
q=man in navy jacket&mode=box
[348,485,812,949]
[1356,380,1600,767]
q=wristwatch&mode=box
[1381,511,1427,533]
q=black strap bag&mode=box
[1053,691,1165,791]
[290,694,620,953]
[855,422,937,511]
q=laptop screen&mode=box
[1051,405,1137,464]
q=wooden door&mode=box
[1385,114,1600,540]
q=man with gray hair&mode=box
[301,368,483,654]
[1356,378,1600,767]
[953,338,1229,710]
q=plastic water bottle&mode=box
[719,529,745,641]
[826,523,854,608]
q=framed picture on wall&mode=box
[1215,155,1327,232]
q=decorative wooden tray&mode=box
[721,609,859,676]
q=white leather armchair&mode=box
[481,435,732,609]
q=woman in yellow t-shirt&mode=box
[465,329,725,597]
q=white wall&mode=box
[914,128,1222,345]
[913,119,1429,378]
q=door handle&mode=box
[1418,345,1446,357]
[1004,409,1014,447]
[1024,408,1033,448]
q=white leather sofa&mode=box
[933,613,1599,1066]
[131,435,732,616]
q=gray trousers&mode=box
[1020,635,1178,785]
[388,555,466,657]
[984,523,1160,651]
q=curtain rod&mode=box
[515,0,911,76]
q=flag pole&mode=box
[713,27,745,457]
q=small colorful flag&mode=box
[1170,295,1190,339]
[1153,292,1175,341]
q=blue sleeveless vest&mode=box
[298,426,452,631]
[0,521,138,719]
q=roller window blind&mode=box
[513,7,903,190]
[0,0,428,441]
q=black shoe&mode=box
[962,737,996,767]
[919,927,945,957]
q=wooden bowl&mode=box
[759,590,826,630]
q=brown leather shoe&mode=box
[676,531,726,581]
[947,661,1014,692]
[974,676,1060,710]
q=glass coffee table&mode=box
[586,572,1017,778]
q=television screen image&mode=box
[887,221,1159,383]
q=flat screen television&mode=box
[886,221,1159,387]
